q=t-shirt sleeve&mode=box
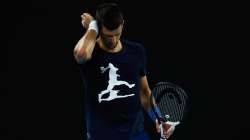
[139,45,147,77]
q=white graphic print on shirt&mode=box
[98,63,135,103]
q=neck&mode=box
[97,39,122,53]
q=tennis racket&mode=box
[150,81,189,140]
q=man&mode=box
[74,3,175,140]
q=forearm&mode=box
[140,89,152,112]
[140,88,162,122]
[74,30,97,63]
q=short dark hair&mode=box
[96,3,124,30]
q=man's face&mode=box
[100,24,123,49]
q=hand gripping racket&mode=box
[150,81,189,140]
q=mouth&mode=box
[105,42,117,49]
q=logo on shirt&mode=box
[98,63,135,103]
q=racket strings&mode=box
[153,83,188,122]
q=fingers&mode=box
[81,13,94,20]
[165,125,175,139]
[162,123,171,136]
[166,121,180,127]
[80,13,94,29]
[155,119,161,133]
[157,121,177,139]
[81,14,86,28]
[81,13,87,18]
[81,13,90,17]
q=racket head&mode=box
[150,81,190,123]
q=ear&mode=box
[120,20,125,30]
[122,20,125,27]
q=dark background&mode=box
[7,0,248,140]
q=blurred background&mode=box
[7,0,248,140]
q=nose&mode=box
[107,36,116,44]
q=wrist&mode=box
[148,108,157,121]
[88,20,99,36]
[148,106,162,122]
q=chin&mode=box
[106,43,117,49]
[109,45,116,49]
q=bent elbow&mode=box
[74,49,91,64]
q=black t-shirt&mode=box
[79,40,147,140]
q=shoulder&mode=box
[122,40,145,54]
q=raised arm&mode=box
[73,13,98,64]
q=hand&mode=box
[156,120,180,139]
[81,13,94,29]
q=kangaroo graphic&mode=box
[98,63,135,103]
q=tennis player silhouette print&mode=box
[98,63,135,103]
